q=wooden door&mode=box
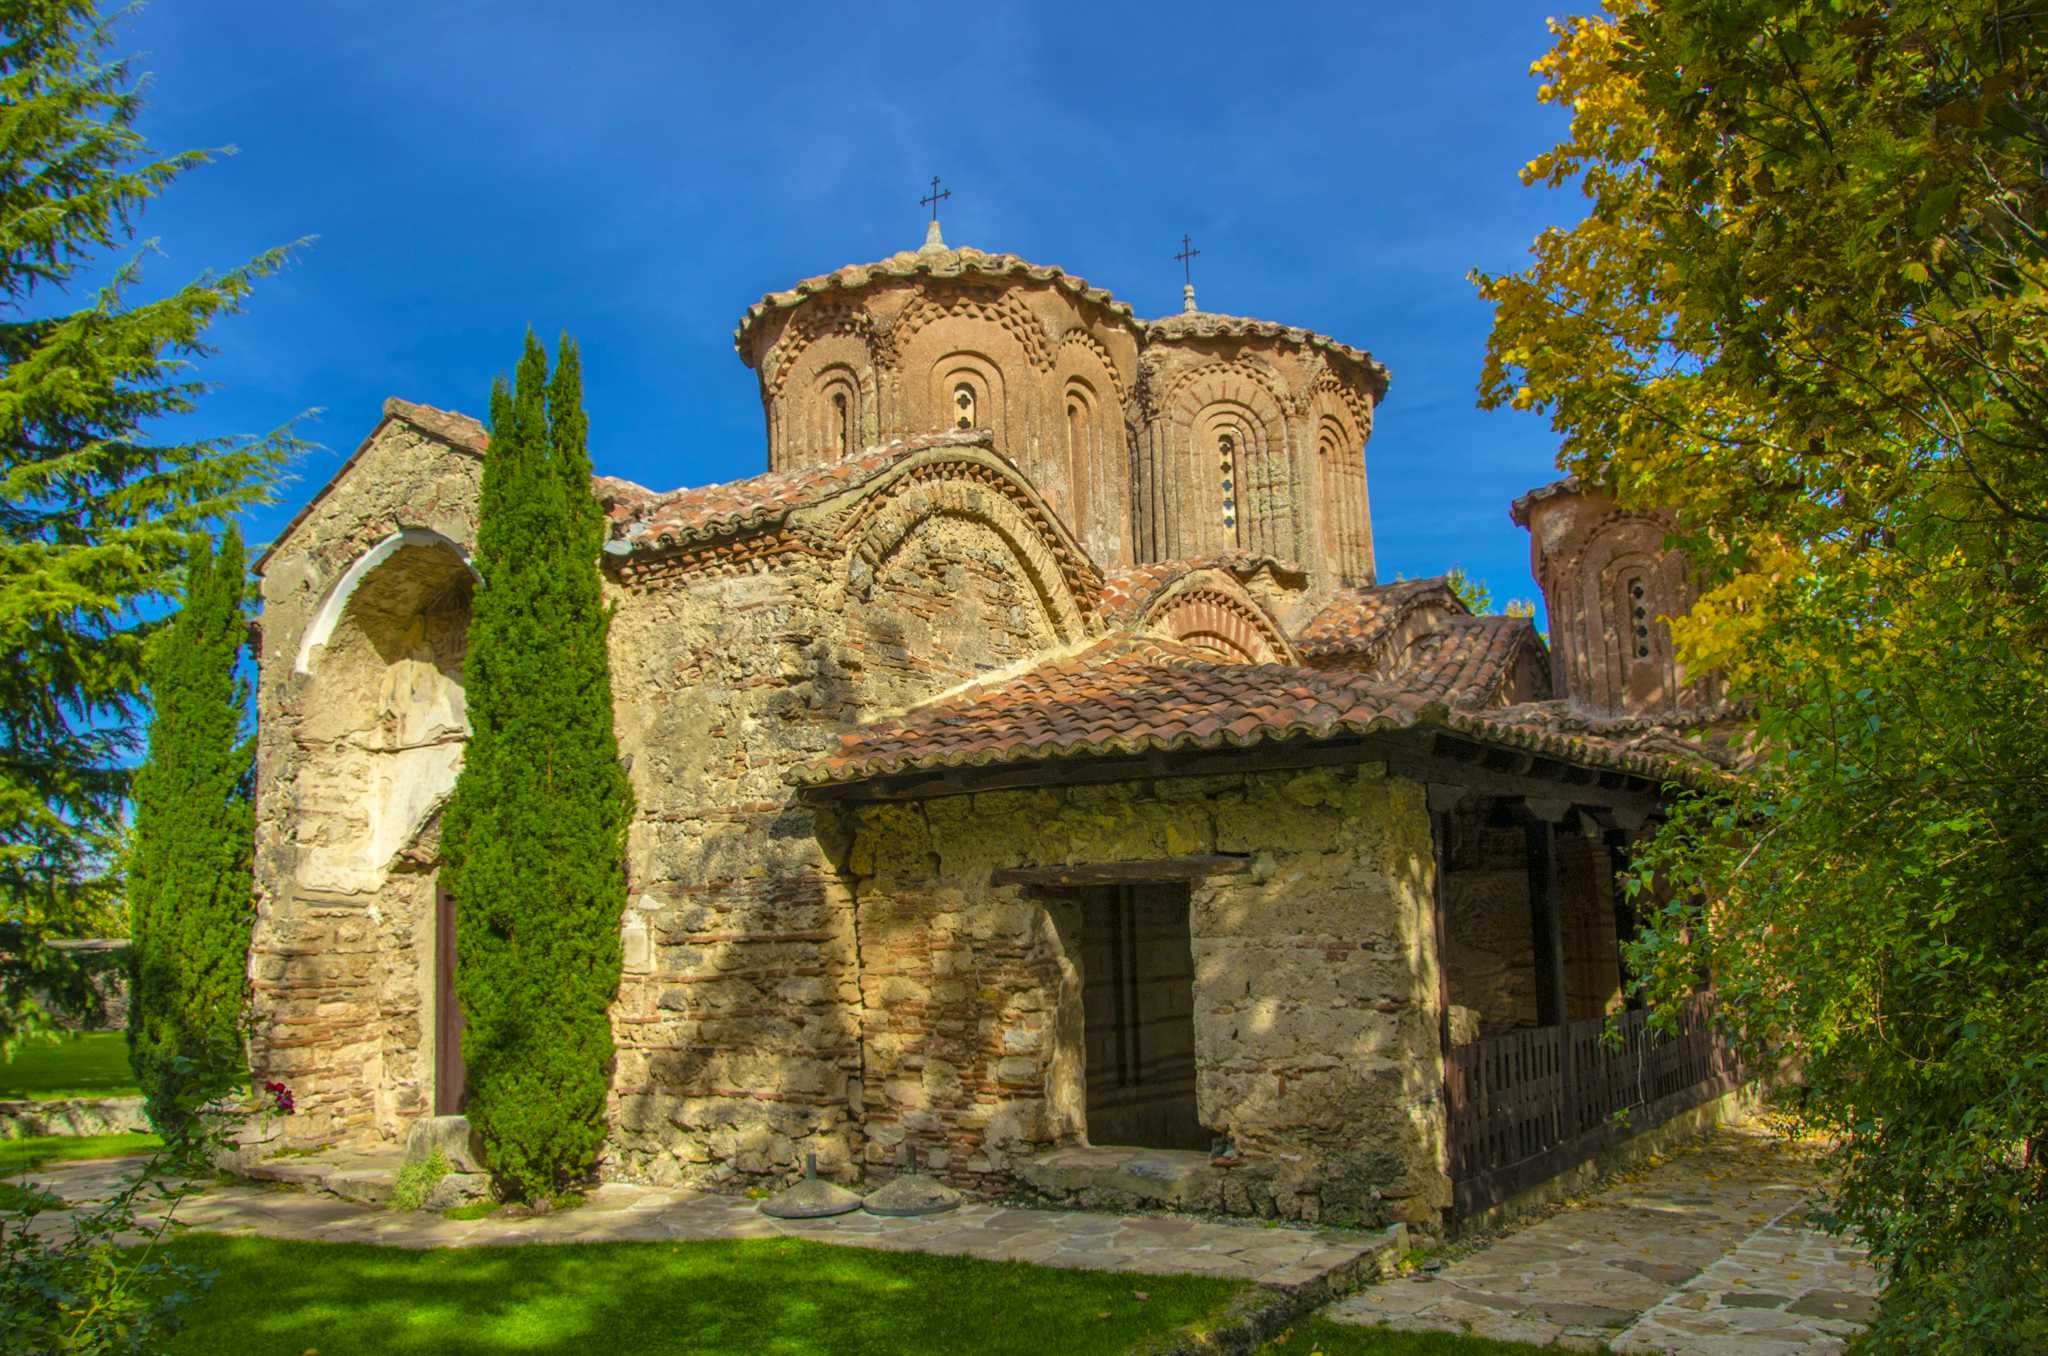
[434,882,467,1115]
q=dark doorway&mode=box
[1079,882,1204,1150]
[434,882,467,1115]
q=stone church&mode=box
[246,220,1734,1229]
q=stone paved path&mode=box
[1323,1126,1879,1353]
[19,1156,1394,1290]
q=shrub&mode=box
[440,336,632,1201]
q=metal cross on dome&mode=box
[920,175,951,222]
[1175,233,1201,285]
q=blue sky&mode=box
[111,0,1584,612]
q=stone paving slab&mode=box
[15,1156,1399,1290]
[1323,1127,1879,1353]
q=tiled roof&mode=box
[1509,475,1581,526]
[603,430,992,555]
[385,398,488,455]
[1098,555,1305,628]
[797,636,1713,791]
[1295,579,1468,667]
[253,398,489,576]
[735,245,1138,358]
[1143,311,1390,399]
[1400,615,1550,708]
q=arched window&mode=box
[1218,431,1239,539]
[1623,574,1651,661]
[953,382,976,430]
[831,391,851,459]
[1063,380,1096,535]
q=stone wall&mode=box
[601,468,1091,1187]
[840,765,1450,1227]
[249,412,484,1148]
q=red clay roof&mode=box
[1400,615,1551,707]
[1294,579,1469,667]
[604,430,994,555]
[253,398,489,576]
[1097,555,1305,628]
[1143,310,1389,399]
[1508,475,1582,526]
[735,245,1138,358]
[797,636,1709,790]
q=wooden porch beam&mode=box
[991,855,1252,888]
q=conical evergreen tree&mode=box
[442,333,632,1200]
[0,2,300,1046]
[126,525,254,1140]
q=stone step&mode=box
[241,1149,406,1206]
[1015,1145,1221,1213]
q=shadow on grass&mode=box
[0,1031,139,1100]
[0,1132,160,1177]
[1258,1317,1584,1355]
[158,1234,1247,1356]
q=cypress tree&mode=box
[126,525,255,1140]
[0,2,299,1047]
[442,334,632,1201]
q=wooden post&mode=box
[1426,786,1461,1063]
[1523,807,1574,1138]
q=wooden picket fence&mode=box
[1444,991,1739,1219]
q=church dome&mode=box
[732,224,1146,568]
[731,222,1389,589]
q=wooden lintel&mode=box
[801,730,1671,814]
[992,855,1251,888]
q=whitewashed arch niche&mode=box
[292,528,475,894]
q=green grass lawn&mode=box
[0,1131,162,1210]
[0,1131,162,1178]
[1259,1318,1586,1355]
[152,1234,1249,1356]
[0,1030,138,1099]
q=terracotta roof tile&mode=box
[735,245,1136,358]
[253,397,489,576]
[1508,474,1581,526]
[384,398,489,455]
[1097,555,1305,627]
[796,636,1716,791]
[1391,615,1550,708]
[1294,578,1468,667]
[1143,311,1390,398]
[603,429,992,555]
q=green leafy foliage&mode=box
[440,335,632,1203]
[0,1056,284,1355]
[125,527,255,1144]
[388,1150,448,1213]
[0,0,301,1057]
[1477,3,2048,1349]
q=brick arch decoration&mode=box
[825,452,1101,646]
[1142,362,1296,562]
[1136,573,1299,666]
[886,286,1054,373]
[760,301,878,403]
[1055,327,1128,409]
[1306,359,1375,442]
